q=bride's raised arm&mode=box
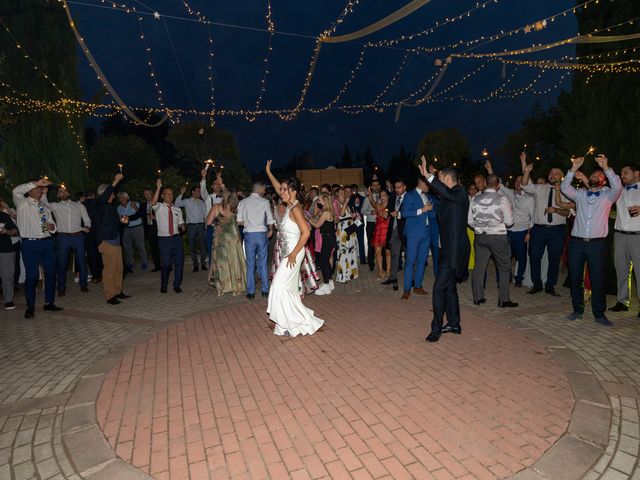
[265,160,282,193]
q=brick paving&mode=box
[0,260,639,479]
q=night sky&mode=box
[70,0,578,172]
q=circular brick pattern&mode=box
[96,296,574,479]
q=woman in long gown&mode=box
[207,190,247,296]
[335,187,359,283]
[265,160,325,337]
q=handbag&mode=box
[344,223,358,236]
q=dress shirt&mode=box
[144,201,155,226]
[502,188,534,232]
[521,182,568,226]
[152,203,185,237]
[175,195,206,224]
[236,193,275,233]
[117,202,142,227]
[199,179,223,211]
[561,169,622,239]
[360,193,379,222]
[468,188,513,235]
[416,187,430,226]
[12,182,56,239]
[615,182,640,232]
[44,199,91,233]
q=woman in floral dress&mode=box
[335,187,359,283]
[207,190,247,296]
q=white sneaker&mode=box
[329,280,335,291]
[315,284,331,296]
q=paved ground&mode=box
[0,259,639,480]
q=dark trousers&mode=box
[568,238,607,317]
[159,235,184,289]
[205,224,214,266]
[366,221,376,269]
[528,224,565,290]
[356,223,366,263]
[316,234,336,283]
[85,232,103,279]
[57,235,88,290]
[431,266,460,333]
[426,226,439,276]
[187,223,206,266]
[144,225,161,270]
[21,238,56,309]
[507,230,527,283]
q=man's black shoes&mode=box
[498,301,519,308]
[545,289,561,297]
[441,324,461,335]
[609,302,628,312]
[527,287,543,295]
[426,332,441,342]
[44,304,63,312]
[473,298,486,306]
[107,297,121,305]
[24,308,34,319]
[246,293,255,300]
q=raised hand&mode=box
[419,155,428,177]
[575,170,588,185]
[180,186,187,195]
[484,159,493,174]
[570,156,585,173]
[594,154,609,171]
[200,168,207,178]
[428,164,437,175]
[523,161,533,175]
[266,159,272,173]
[520,151,527,166]
[113,173,124,184]
[156,178,162,189]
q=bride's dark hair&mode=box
[282,177,304,204]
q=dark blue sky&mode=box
[71,0,578,172]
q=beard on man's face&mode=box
[588,177,602,188]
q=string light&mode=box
[372,51,413,105]
[207,24,215,126]
[135,14,170,119]
[249,0,275,121]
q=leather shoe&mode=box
[498,301,519,308]
[441,324,461,334]
[527,287,543,295]
[107,297,121,305]
[24,308,34,319]
[413,287,428,295]
[261,291,269,298]
[514,281,522,288]
[381,278,395,285]
[43,304,63,312]
[246,293,255,300]
[160,287,167,293]
[174,287,183,293]
[401,292,410,300]
[193,265,199,273]
[609,302,629,312]
[57,289,66,297]
[595,316,614,327]
[426,332,441,342]
[545,289,560,297]
[80,286,89,293]
[117,292,131,299]
[151,267,161,272]
[473,298,486,305]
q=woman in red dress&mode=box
[368,189,391,279]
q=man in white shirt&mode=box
[237,182,275,299]
[468,174,517,308]
[152,179,186,294]
[176,185,207,272]
[12,178,63,319]
[521,153,570,297]
[609,163,640,317]
[44,185,91,296]
[200,167,224,267]
[561,155,622,325]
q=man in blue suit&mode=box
[400,176,433,299]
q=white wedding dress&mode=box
[267,203,325,337]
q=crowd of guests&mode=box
[1,153,638,328]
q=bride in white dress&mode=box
[265,160,325,337]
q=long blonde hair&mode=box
[317,192,334,221]
[221,190,239,212]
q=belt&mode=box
[571,236,605,242]
[187,223,204,225]
[127,224,142,229]
[58,231,83,236]
[534,224,564,228]
[22,237,51,241]
[615,229,640,235]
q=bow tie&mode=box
[587,191,601,197]
[626,184,638,191]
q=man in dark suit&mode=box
[83,191,103,283]
[382,179,407,291]
[419,158,470,343]
[138,189,161,272]
[400,176,433,299]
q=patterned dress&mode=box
[336,210,359,283]
[209,213,247,295]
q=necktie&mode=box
[38,204,48,233]
[394,195,402,230]
[587,190,601,197]
[147,202,153,225]
[422,193,430,226]
[626,184,638,191]
[547,188,553,223]
[168,205,174,235]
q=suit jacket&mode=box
[424,176,470,282]
[400,189,430,239]
[129,201,158,234]
[386,192,406,245]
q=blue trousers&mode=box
[507,230,528,283]
[244,232,269,294]
[57,235,88,290]
[528,224,565,290]
[159,235,184,289]
[21,238,56,308]
[425,225,439,276]
[568,238,607,317]
[403,229,431,292]
[205,224,214,266]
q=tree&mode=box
[88,135,159,184]
[168,122,250,191]
[0,0,88,188]
[387,146,414,186]
[339,144,353,168]
[416,128,476,182]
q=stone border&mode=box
[60,306,612,480]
